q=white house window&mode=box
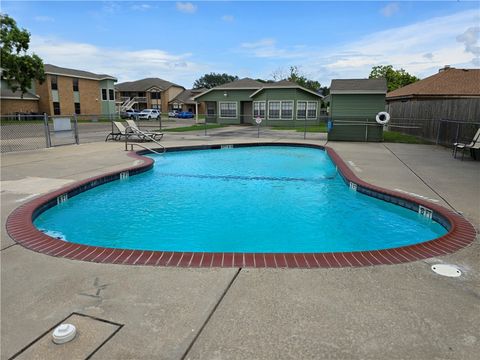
[253,101,266,118]
[281,101,293,119]
[297,101,307,119]
[307,102,317,119]
[219,102,237,118]
[268,101,281,119]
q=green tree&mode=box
[287,66,321,92]
[0,14,45,96]
[369,65,419,92]
[193,73,239,89]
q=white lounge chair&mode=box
[105,121,148,141]
[453,128,480,160]
[126,119,164,141]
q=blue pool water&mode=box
[34,146,447,253]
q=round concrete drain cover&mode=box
[431,264,462,277]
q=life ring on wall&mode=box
[375,111,390,125]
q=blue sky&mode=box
[3,1,479,87]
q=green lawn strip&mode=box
[383,131,431,144]
[270,124,327,133]
[162,124,226,132]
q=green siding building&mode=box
[193,78,324,126]
[328,79,387,141]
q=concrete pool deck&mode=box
[1,134,479,359]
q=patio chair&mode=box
[105,121,147,142]
[453,128,480,160]
[126,119,164,141]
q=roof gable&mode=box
[386,68,480,99]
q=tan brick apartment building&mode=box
[36,64,117,116]
[115,78,185,113]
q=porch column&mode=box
[195,102,199,123]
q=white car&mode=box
[168,110,178,117]
[138,109,160,120]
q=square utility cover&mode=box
[12,313,122,360]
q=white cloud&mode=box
[29,35,210,85]
[176,2,197,14]
[34,16,54,22]
[102,2,121,14]
[456,26,480,56]
[131,4,153,12]
[238,9,479,86]
[240,38,304,59]
[380,3,400,17]
[222,15,234,22]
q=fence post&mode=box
[43,113,51,148]
[455,122,460,144]
[73,114,79,145]
[304,117,307,140]
[436,120,441,145]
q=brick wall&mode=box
[57,76,75,114]
[36,76,52,114]
[36,75,101,115]
[78,78,101,114]
[1,99,39,115]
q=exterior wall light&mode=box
[224,92,228,97]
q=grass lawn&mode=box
[383,131,431,144]
[270,124,327,133]
[162,124,226,132]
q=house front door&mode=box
[241,101,252,124]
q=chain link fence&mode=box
[0,114,48,153]
[3,111,478,154]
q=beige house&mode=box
[115,78,185,113]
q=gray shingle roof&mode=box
[249,80,324,98]
[330,79,387,93]
[171,89,196,104]
[115,78,184,92]
[214,78,264,89]
[266,80,299,87]
[44,64,116,81]
[0,87,39,100]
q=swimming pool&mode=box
[34,145,446,253]
[7,144,476,267]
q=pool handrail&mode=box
[124,125,166,154]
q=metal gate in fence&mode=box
[0,114,81,153]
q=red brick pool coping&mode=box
[6,144,477,268]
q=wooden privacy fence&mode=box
[387,117,480,146]
[386,97,480,145]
